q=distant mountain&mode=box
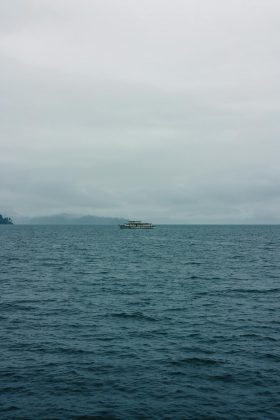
[0,214,13,225]
[15,213,126,225]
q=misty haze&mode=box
[1,0,280,223]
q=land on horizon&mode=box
[0,214,13,225]
[3,212,280,225]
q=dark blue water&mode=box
[1,225,280,419]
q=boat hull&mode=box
[119,225,154,229]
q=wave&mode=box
[110,311,157,322]
[169,357,224,367]
[207,373,235,383]
[263,353,280,362]
[225,288,280,294]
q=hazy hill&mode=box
[15,214,126,225]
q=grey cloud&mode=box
[0,0,280,222]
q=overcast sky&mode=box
[1,0,280,223]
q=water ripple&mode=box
[1,225,280,419]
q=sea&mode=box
[1,225,280,419]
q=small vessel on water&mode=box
[119,220,155,229]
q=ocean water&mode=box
[0,225,280,419]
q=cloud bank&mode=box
[1,0,280,223]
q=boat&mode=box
[119,220,155,229]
